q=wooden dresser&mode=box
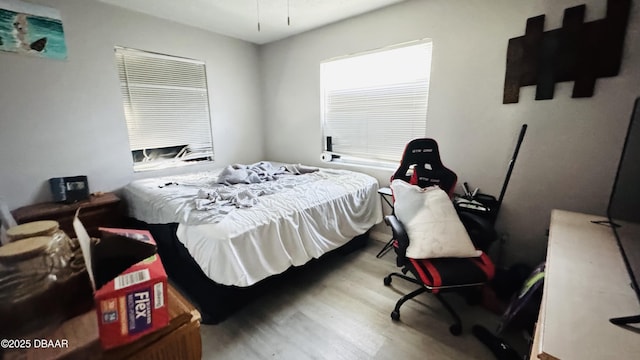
[529,210,640,359]
[11,193,123,238]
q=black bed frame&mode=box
[127,219,369,324]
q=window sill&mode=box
[325,156,398,172]
[133,158,213,172]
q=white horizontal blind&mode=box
[115,47,214,167]
[321,41,432,162]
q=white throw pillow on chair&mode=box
[390,179,481,259]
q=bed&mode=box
[121,162,383,323]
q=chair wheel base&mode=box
[449,324,462,336]
[383,276,392,286]
[391,310,400,321]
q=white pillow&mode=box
[390,179,481,259]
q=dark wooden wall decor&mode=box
[503,0,631,104]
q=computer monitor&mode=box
[607,97,640,326]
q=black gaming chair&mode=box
[390,138,457,195]
[383,138,496,335]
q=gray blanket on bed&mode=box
[216,161,287,185]
[193,162,320,219]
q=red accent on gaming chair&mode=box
[383,138,496,336]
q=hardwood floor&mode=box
[199,240,517,359]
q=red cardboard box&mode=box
[73,220,169,350]
[95,228,169,350]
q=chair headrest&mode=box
[391,138,457,195]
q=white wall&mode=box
[260,0,640,266]
[0,0,264,209]
[2,0,638,267]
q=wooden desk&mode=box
[530,210,640,359]
[4,285,202,360]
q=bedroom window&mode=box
[115,47,214,172]
[320,40,432,165]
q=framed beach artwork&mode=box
[0,0,67,60]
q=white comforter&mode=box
[122,165,382,286]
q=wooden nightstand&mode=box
[11,193,123,238]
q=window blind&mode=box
[321,41,432,162]
[115,47,214,167]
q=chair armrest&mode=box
[384,215,407,242]
[458,211,497,252]
[384,215,409,264]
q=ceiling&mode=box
[98,0,406,45]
